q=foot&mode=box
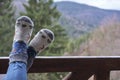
[27,29,54,70]
[9,16,34,64]
[29,29,54,53]
[14,16,34,44]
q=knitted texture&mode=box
[14,16,34,44]
[9,41,28,64]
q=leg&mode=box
[27,29,54,70]
[6,62,27,80]
[4,16,34,80]
[4,41,28,80]
[5,62,27,80]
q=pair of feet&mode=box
[10,16,54,69]
[14,16,54,52]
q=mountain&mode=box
[54,1,120,38]
[13,1,120,38]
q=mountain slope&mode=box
[13,0,120,38]
[55,1,120,38]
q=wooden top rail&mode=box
[1,56,120,74]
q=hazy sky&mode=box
[54,0,120,10]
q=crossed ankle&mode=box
[27,46,37,70]
[27,46,37,58]
[9,41,28,64]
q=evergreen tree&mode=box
[23,0,68,79]
[0,0,15,56]
[23,0,68,56]
[23,0,59,32]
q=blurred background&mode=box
[0,0,120,80]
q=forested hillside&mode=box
[12,1,120,38]
[55,1,120,38]
[67,15,120,80]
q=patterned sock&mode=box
[27,46,37,70]
[9,16,34,64]
[9,41,28,64]
[27,29,54,70]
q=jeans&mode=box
[4,41,28,80]
[4,62,27,80]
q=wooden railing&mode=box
[1,56,120,80]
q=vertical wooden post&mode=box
[94,70,110,80]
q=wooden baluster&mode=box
[94,70,110,80]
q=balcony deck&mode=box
[1,56,120,80]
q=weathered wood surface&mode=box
[1,56,120,73]
[1,56,120,80]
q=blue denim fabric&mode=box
[4,41,28,80]
[4,62,27,80]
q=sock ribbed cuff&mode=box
[9,41,28,64]
[27,46,37,70]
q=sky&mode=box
[54,0,120,10]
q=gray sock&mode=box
[9,41,28,64]
[27,46,37,70]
